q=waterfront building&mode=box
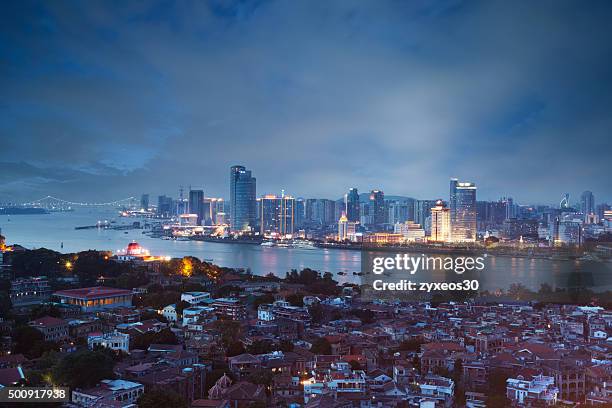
[189,189,205,226]
[346,188,360,223]
[157,195,173,218]
[259,193,295,237]
[369,190,385,230]
[450,180,477,242]
[394,220,425,242]
[179,213,198,227]
[305,198,336,226]
[140,194,149,211]
[388,199,414,224]
[88,330,130,353]
[430,200,451,242]
[203,197,224,225]
[294,198,305,229]
[229,165,257,232]
[414,200,437,228]
[338,213,348,241]
[53,287,133,312]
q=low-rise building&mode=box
[71,379,144,407]
[53,287,132,312]
[29,316,69,342]
[506,374,558,406]
[88,331,130,353]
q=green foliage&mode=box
[131,328,178,350]
[278,339,294,352]
[226,341,246,357]
[310,337,331,355]
[286,293,304,307]
[285,269,340,295]
[252,293,275,309]
[398,338,425,352]
[137,389,187,408]
[247,340,275,355]
[212,319,242,347]
[350,309,375,324]
[12,326,57,358]
[308,303,324,324]
[349,360,362,370]
[52,349,115,389]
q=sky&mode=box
[1,0,611,206]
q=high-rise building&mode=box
[305,198,336,226]
[188,189,204,226]
[581,191,595,216]
[157,195,173,218]
[294,198,305,229]
[140,194,149,211]
[338,212,348,241]
[203,198,225,225]
[388,199,414,224]
[414,200,437,228]
[259,193,295,236]
[430,200,451,242]
[230,165,257,232]
[346,188,360,223]
[370,190,385,230]
[450,179,477,242]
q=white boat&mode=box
[261,241,275,247]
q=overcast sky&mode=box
[1,0,611,205]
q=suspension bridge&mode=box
[22,195,137,209]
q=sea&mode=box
[1,208,611,293]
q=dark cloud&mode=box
[1,0,611,205]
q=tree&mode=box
[308,303,324,324]
[247,340,275,355]
[310,337,331,355]
[52,349,115,389]
[279,339,294,352]
[212,320,242,347]
[486,395,511,408]
[349,360,362,371]
[12,326,56,358]
[286,293,304,307]
[226,341,246,357]
[131,328,178,350]
[137,389,187,408]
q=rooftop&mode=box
[53,286,132,299]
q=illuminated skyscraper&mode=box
[188,189,204,226]
[346,188,360,223]
[230,165,257,232]
[430,200,451,242]
[450,179,477,242]
[370,190,385,230]
[338,212,348,241]
[259,193,295,236]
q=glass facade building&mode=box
[230,165,257,232]
[450,180,477,242]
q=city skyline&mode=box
[1,1,612,203]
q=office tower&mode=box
[259,193,295,236]
[581,191,595,216]
[370,190,385,230]
[430,200,451,242]
[414,199,437,227]
[230,165,257,232]
[203,198,224,225]
[450,180,477,242]
[305,199,336,226]
[338,213,348,241]
[157,195,173,218]
[188,189,204,225]
[596,203,610,221]
[388,199,414,224]
[294,198,305,229]
[449,178,458,216]
[505,197,516,220]
[346,188,360,222]
[140,194,149,211]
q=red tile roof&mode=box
[29,316,67,328]
[53,286,132,299]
